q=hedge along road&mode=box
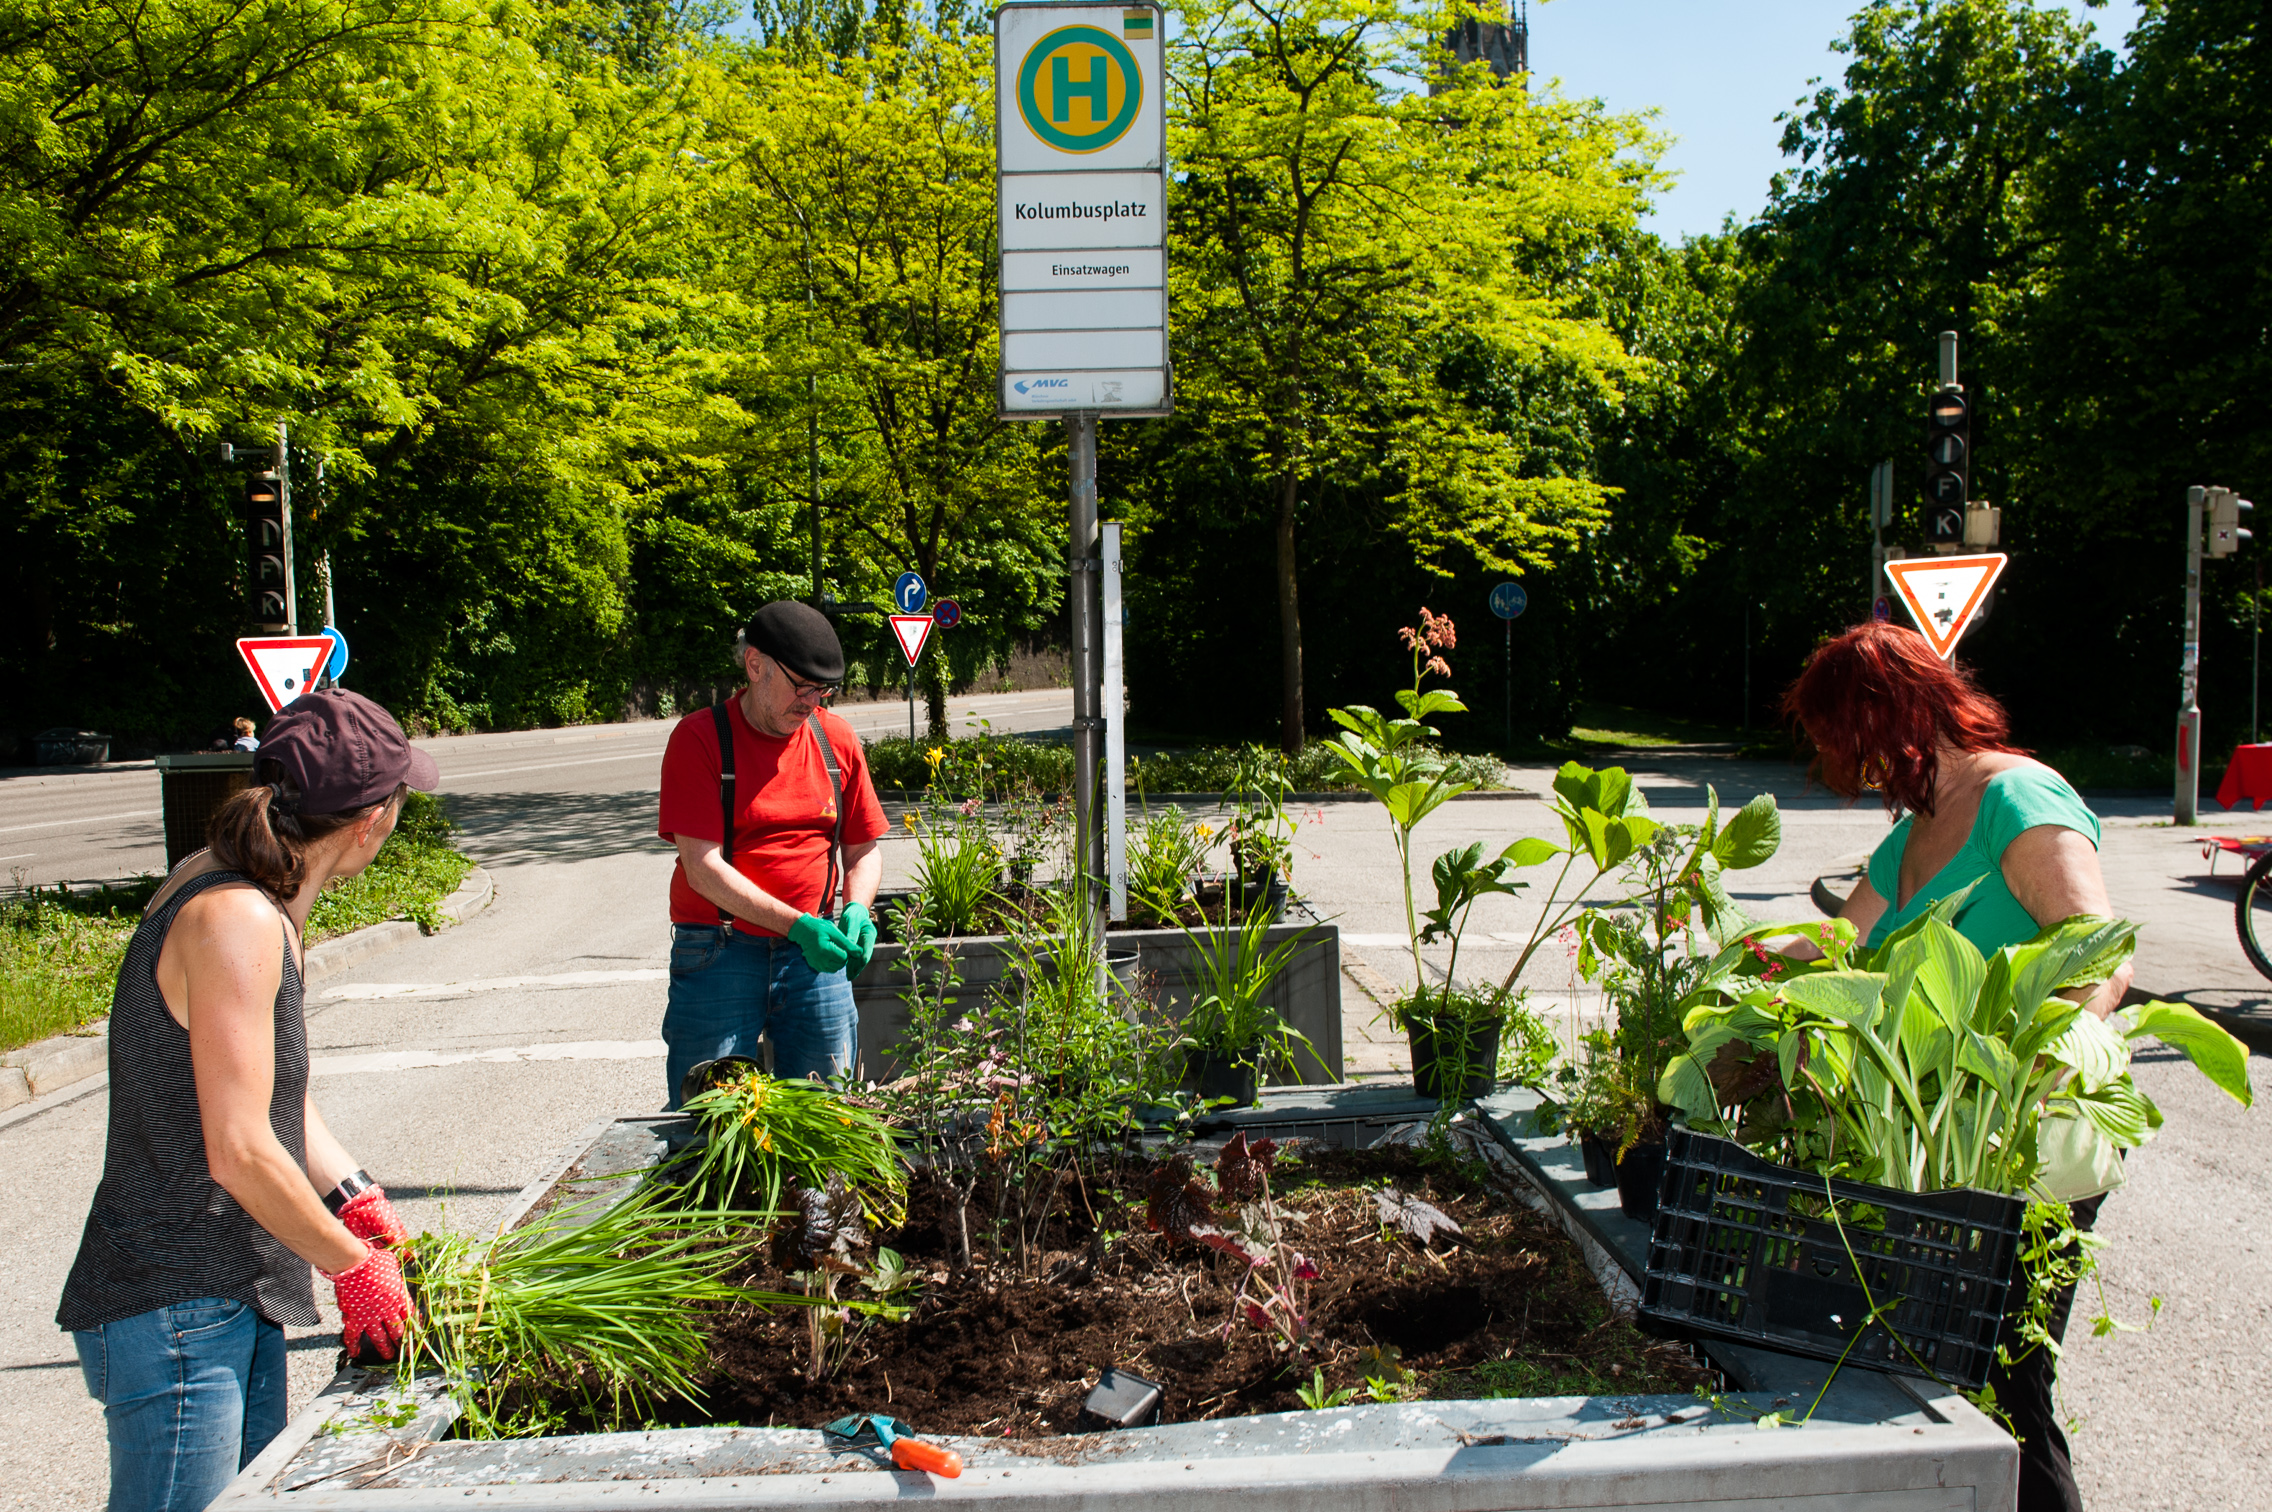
[0,686,1072,1511]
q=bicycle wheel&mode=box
[2235,849,2272,983]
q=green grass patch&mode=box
[0,792,472,1053]
[1566,702,1781,754]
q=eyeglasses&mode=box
[766,655,840,701]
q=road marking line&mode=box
[325,968,667,1001]
[0,852,35,862]
[439,751,670,784]
[0,808,158,835]
[313,1039,666,1076]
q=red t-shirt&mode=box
[657,701,888,936]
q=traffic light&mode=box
[245,470,287,624]
[2209,486,2254,558]
[1924,388,1970,544]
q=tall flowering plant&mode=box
[1321,609,1477,1005]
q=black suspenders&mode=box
[711,701,846,931]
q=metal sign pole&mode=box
[2178,486,2205,824]
[1069,412,1102,920]
[1102,521,1128,922]
[276,420,297,636]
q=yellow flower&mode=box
[1196,824,1214,839]
[925,746,945,767]
[903,812,919,831]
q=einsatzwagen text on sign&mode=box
[996,1,1171,419]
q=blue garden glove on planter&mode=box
[787,912,852,974]
[839,901,878,977]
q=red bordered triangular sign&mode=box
[236,636,338,713]
[1885,554,2007,659]
[889,614,934,667]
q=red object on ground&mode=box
[2215,744,2272,810]
[891,1438,962,1477]
[657,703,887,935]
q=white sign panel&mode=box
[996,4,1164,173]
[997,1,1170,419]
[999,172,1165,251]
[1003,370,1169,413]
[1002,248,1165,291]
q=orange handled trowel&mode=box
[823,1414,964,1478]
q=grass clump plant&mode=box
[679,1067,906,1226]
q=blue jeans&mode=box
[661,924,858,1108]
[73,1297,286,1512]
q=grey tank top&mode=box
[57,868,318,1331]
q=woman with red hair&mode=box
[1782,619,2125,1512]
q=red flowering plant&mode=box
[1144,1133,1318,1355]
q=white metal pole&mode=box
[1068,412,1101,926]
[1102,522,1127,922]
[2178,486,2205,824]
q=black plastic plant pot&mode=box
[1615,1138,1667,1221]
[1577,1131,1619,1188]
[1083,1366,1164,1428]
[1189,1050,1260,1107]
[1408,1020,1501,1102]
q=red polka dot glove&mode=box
[337,1186,412,1256]
[328,1244,412,1363]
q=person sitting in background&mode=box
[231,717,259,753]
[1781,620,2126,1512]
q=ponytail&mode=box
[206,760,403,899]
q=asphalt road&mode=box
[0,723,2264,1509]
[0,687,1077,889]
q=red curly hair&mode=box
[1780,622,2024,816]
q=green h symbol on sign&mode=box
[1051,51,1107,122]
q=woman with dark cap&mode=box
[1783,621,2127,1512]
[59,690,436,1511]
[656,601,888,1106]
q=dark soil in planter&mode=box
[685,1147,1710,1439]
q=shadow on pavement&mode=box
[446,790,673,869]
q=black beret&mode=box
[744,601,845,682]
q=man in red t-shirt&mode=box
[655,601,888,1106]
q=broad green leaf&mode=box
[1551,761,1595,811]
[1385,778,1470,830]
[2045,1008,2131,1092]
[1778,971,1887,1029]
[1911,919,1986,1033]
[2122,1001,2255,1107]
[2060,1078,2161,1148]
[1401,687,1467,721]
[1713,793,1782,870]
[1593,767,1632,818]
[1501,835,1565,867]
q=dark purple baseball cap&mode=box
[258,690,439,814]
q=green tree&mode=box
[1169,0,1654,750]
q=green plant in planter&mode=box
[1657,894,2253,1376]
[1174,895,1319,1091]
[907,808,1002,936]
[1127,804,1216,924]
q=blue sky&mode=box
[1528,0,2146,241]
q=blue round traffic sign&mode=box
[1489,582,1528,620]
[894,572,927,614]
[1872,596,1892,623]
[321,626,349,680]
[934,598,962,630]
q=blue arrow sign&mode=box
[894,572,928,614]
[1489,582,1528,620]
[321,625,349,680]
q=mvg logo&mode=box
[1013,378,1072,395]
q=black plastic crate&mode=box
[1641,1127,2026,1390]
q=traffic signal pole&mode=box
[2178,486,2205,824]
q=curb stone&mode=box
[0,865,495,1112]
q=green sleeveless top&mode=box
[1864,765,2103,954]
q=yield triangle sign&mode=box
[1885,553,2007,659]
[236,635,338,713]
[889,613,935,667]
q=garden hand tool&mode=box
[822,1414,963,1478]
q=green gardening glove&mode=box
[786,912,851,974]
[838,901,878,977]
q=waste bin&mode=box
[155,753,256,869]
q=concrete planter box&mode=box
[851,915,1342,1087]
[215,1091,2016,1510]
